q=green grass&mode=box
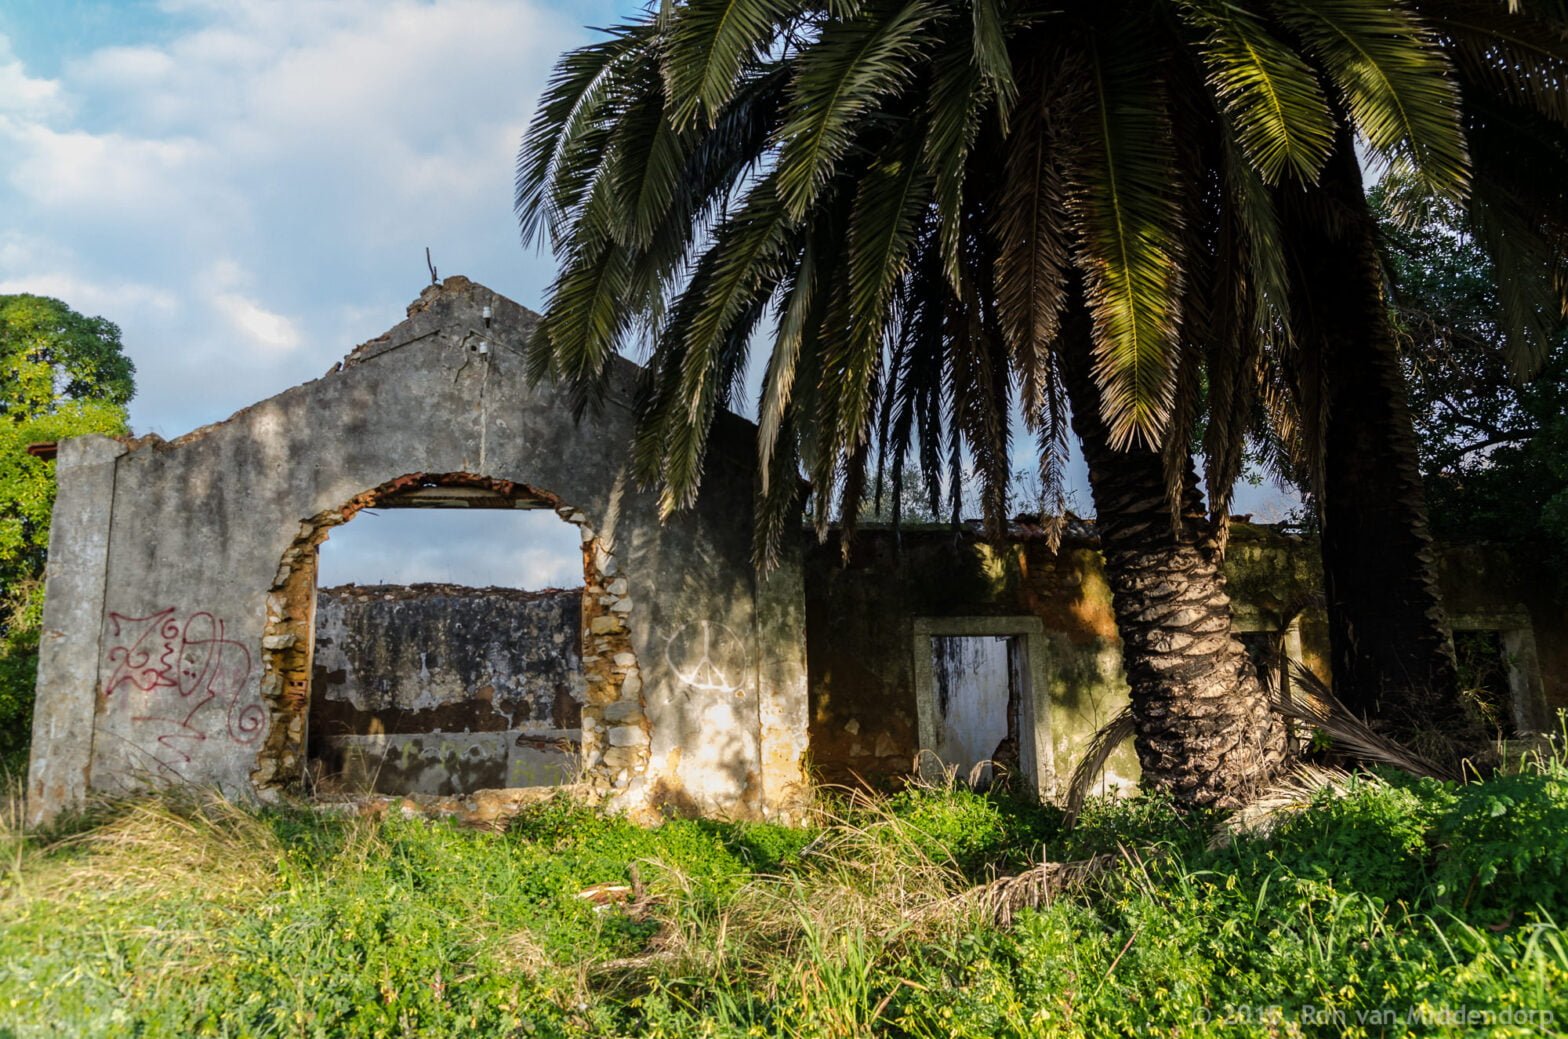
[2,755,1566,1038]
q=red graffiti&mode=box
[103,608,263,775]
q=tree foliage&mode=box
[0,294,134,770]
[1375,182,1568,593]
[516,0,1507,569]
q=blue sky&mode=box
[0,0,635,441]
[1,0,1294,585]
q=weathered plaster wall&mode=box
[309,584,584,795]
[27,277,810,822]
[804,528,1139,795]
[805,523,1565,795]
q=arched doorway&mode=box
[252,473,649,798]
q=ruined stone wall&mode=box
[26,277,811,824]
[805,528,1141,793]
[806,524,1565,795]
[308,584,583,796]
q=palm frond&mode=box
[1063,705,1135,828]
[949,251,1012,536]
[531,239,636,414]
[1212,764,1366,846]
[924,31,991,291]
[883,231,948,525]
[1424,0,1568,126]
[754,412,807,570]
[970,0,1017,112]
[1067,32,1185,449]
[774,0,941,219]
[636,177,795,514]
[819,131,933,456]
[604,68,695,251]
[1279,662,1459,781]
[625,64,790,327]
[664,0,796,128]
[994,52,1079,424]
[517,25,654,248]
[1270,0,1470,198]
[1179,0,1336,184]
[758,236,819,495]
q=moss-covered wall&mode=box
[804,523,1565,796]
[804,527,1139,793]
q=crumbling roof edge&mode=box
[106,273,762,461]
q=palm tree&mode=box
[515,0,1478,807]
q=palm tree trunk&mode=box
[1059,311,1288,809]
[1278,135,1487,762]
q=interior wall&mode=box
[309,583,584,796]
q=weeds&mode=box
[0,768,1564,1036]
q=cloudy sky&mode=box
[1,0,1294,586]
[0,0,628,585]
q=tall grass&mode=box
[1,747,1565,1037]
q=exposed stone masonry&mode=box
[255,473,651,796]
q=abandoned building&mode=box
[24,277,1568,825]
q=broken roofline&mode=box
[102,275,760,465]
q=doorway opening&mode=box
[929,636,1024,787]
[1447,615,1549,738]
[253,473,648,798]
[911,617,1052,798]
[1455,629,1517,739]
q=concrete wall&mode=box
[309,584,584,796]
[804,523,1567,795]
[26,277,810,823]
[805,527,1141,796]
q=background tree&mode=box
[0,294,134,772]
[1376,180,1568,589]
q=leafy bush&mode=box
[1434,757,1568,921]
[1237,775,1454,905]
[880,785,1057,874]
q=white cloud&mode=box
[198,259,297,351]
[0,231,178,316]
[0,0,580,436]
[212,291,300,353]
[4,120,209,214]
[68,45,176,92]
[0,35,64,118]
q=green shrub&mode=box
[1232,776,1454,905]
[880,785,1057,874]
[1434,760,1568,921]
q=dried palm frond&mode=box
[1209,763,1370,847]
[1063,706,1135,827]
[965,852,1120,927]
[1279,662,1457,781]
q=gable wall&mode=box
[27,278,809,823]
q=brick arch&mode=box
[252,471,650,795]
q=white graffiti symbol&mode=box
[665,621,747,694]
